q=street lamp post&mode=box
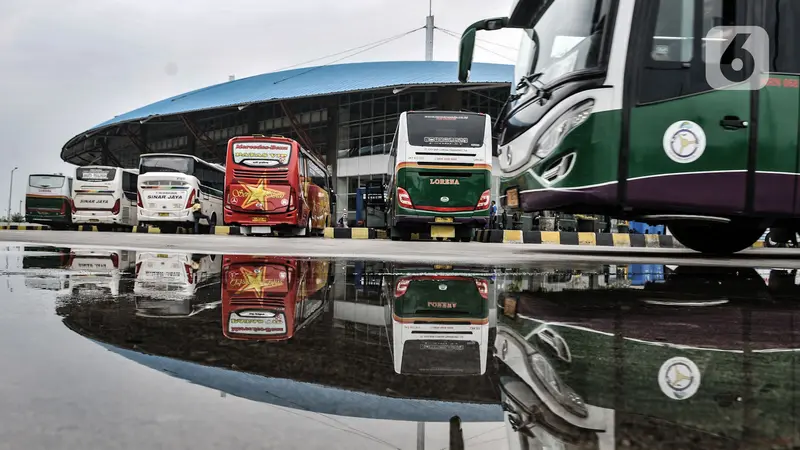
[7,167,18,225]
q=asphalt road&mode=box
[1,230,798,268]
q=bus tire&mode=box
[668,221,765,255]
[208,214,217,234]
[390,226,407,241]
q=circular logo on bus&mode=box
[438,284,448,291]
[663,121,706,164]
[658,356,701,400]
[440,196,450,203]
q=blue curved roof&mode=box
[91,61,513,131]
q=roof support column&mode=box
[247,108,259,136]
[437,86,462,111]
[326,96,340,174]
[187,133,196,157]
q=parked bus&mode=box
[72,166,139,229]
[26,173,73,228]
[386,111,492,242]
[137,153,225,233]
[458,0,800,254]
[221,255,331,340]
[133,252,222,318]
[223,135,332,236]
[383,265,494,375]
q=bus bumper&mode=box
[223,209,300,227]
[394,215,488,228]
[139,208,195,223]
[73,212,123,225]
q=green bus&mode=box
[458,0,800,254]
[26,173,73,228]
[386,111,493,242]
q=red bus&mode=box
[223,135,333,236]
[221,255,331,341]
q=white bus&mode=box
[386,111,493,241]
[383,269,493,375]
[72,166,139,228]
[133,252,222,318]
[137,153,225,232]
[26,174,73,228]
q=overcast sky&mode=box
[0,0,521,217]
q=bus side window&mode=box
[122,171,137,200]
[639,0,749,104]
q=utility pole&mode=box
[7,167,18,225]
[425,0,434,61]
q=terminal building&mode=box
[60,61,513,225]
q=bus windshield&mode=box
[76,167,116,182]
[406,113,486,148]
[512,0,613,91]
[140,156,194,175]
[231,141,292,168]
[29,175,65,188]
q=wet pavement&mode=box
[2,244,800,449]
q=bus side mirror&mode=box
[458,17,509,83]
[458,28,477,83]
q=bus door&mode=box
[757,2,800,216]
[625,0,754,214]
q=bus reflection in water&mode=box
[22,246,72,294]
[382,265,495,376]
[221,255,331,341]
[66,249,135,298]
[495,265,800,449]
[133,252,222,318]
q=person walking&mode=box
[191,199,208,234]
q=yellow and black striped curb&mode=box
[213,226,244,236]
[0,224,49,231]
[323,227,387,239]
[75,225,192,234]
[474,229,682,248]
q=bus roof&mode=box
[78,165,139,174]
[139,153,225,171]
[29,173,71,179]
[404,110,487,117]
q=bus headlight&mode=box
[534,100,594,159]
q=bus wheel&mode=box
[668,221,765,255]
[208,214,217,234]
[390,226,406,241]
